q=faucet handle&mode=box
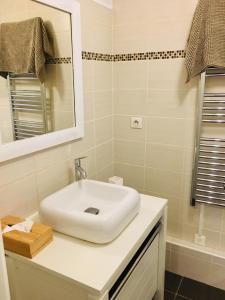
[75,156,87,167]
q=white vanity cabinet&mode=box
[5,195,167,300]
[110,232,159,300]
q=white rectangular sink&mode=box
[39,180,140,244]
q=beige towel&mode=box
[185,0,225,82]
[0,17,53,82]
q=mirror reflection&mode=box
[0,0,75,144]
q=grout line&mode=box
[174,276,183,298]
[175,278,197,300]
[114,160,186,175]
[165,289,176,300]
[175,294,192,300]
[114,113,193,120]
[143,59,150,192]
[113,138,191,150]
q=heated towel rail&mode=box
[191,68,225,207]
[7,73,49,140]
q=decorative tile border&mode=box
[46,57,72,64]
[113,50,186,61]
[82,50,186,62]
[82,51,113,61]
[45,50,186,64]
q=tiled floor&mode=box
[164,271,225,300]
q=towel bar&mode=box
[7,73,50,140]
[191,68,225,207]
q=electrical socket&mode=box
[130,117,143,129]
[194,233,206,246]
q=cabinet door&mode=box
[6,257,88,300]
[115,235,159,300]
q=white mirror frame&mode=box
[0,0,84,162]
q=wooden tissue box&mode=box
[1,215,53,258]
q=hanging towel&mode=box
[185,0,225,82]
[0,17,53,82]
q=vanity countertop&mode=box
[6,194,167,296]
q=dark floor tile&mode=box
[208,286,225,300]
[164,290,175,300]
[178,277,208,300]
[165,271,183,293]
[178,277,225,300]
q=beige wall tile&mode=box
[96,140,113,171]
[146,89,197,118]
[84,91,95,121]
[170,249,212,283]
[145,168,184,198]
[91,24,112,54]
[71,121,95,157]
[219,234,225,252]
[95,116,113,144]
[96,164,114,182]
[167,221,182,239]
[0,156,35,188]
[36,160,70,201]
[0,175,38,218]
[114,140,145,166]
[208,263,225,290]
[34,144,70,172]
[114,0,197,27]
[167,198,183,225]
[83,60,94,92]
[148,59,198,92]
[183,149,195,175]
[80,0,112,28]
[181,198,200,227]
[114,90,147,116]
[202,229,221,250]
[93,61,112,91]
[165,248,171,270]
[170,243,212,262]
[146,117,189,146]
[146,143,185,173]
[114,17,192,53]
[94,90,113,119]
[114,163,145,191]
[202,206,223,232]
[114,61,148,90]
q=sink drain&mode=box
[84,207,100,215]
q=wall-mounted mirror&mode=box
[0,0,84,162]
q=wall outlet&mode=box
[130,117,143,129]
[194,233,206,246]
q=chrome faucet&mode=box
[75,157,87,181]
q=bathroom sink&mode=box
[39,180,140,244]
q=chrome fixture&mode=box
[7,73,50,140]
[75,156,87,180]
[191,68,225,208]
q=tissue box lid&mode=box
[1,215,53,259]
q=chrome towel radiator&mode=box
[191,68,225,207]
[7,73,49,140]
